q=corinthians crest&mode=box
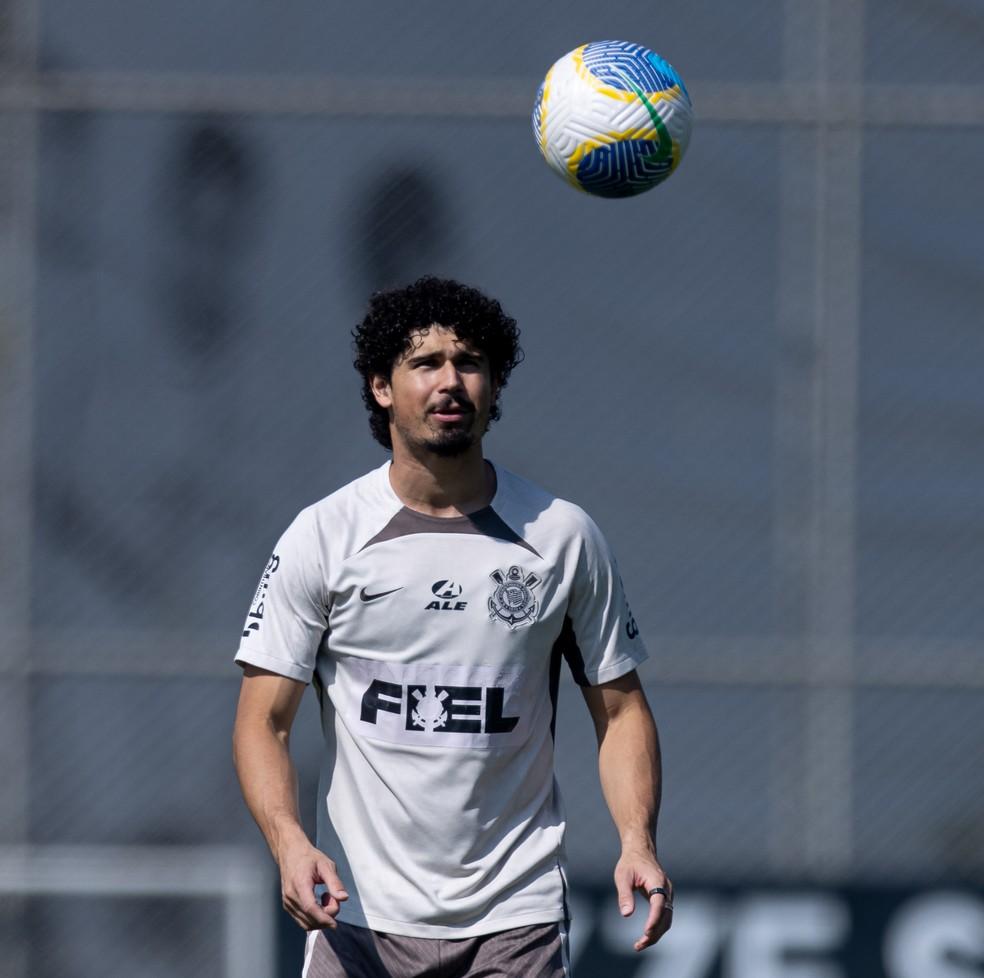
[488,565,541,629]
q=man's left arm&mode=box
[581,669,673,952]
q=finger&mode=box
[288,888,343,930]
[321,890,344,916]
[283,880,342,931]
[641,895,663,938]
[283,897,334,931]
[301,899,341,930]
[634,901,673,951]
[633,880,672,951]
[281,891,317,930]
[286,909,312,932]
[636,910,673,950]
[656,908,673,940]
[632,895,663,950]
[315,858,349,902]
[614,867,635,916]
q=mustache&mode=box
[430,397,475,413]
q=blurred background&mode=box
[2,0,983,975]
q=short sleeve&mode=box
[234,507,327,684]
[561,513,648,686]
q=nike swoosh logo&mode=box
[359,586,404,603]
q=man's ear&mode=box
[370,373,392,409]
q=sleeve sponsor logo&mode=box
[241,552,280,640]
[618,574,640,640]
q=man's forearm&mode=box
[233,671,347,931]
[596,697,662,854]
[233,717,310,860]
[592,685,673,952]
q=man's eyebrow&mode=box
[404,351,443,367]
[404,348,485,365]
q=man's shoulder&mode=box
[304,461,391,515]
[281,461,400,555]
[494,464,601,540]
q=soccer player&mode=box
[232,277,672,977]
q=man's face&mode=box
[371,326,496,458]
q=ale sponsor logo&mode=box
[426,579,467,612]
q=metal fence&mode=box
[2,0,984,975]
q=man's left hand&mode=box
[613,849,673,951]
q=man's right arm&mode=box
[232,664,348,930]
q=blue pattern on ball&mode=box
[532,82,544,144]
[644,49,690,101]
[582,40,685,96]
[576,139,675,198]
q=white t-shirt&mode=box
[235,460,647,938]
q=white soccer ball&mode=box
[533,40,694,198]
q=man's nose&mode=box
[436,361,464,390]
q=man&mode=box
[233,277,672,977]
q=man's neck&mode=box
[388,445,495,517]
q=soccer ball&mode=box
[532,40,694,198]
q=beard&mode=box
[427,425,477,457]
[391,405,485,458]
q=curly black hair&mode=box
[352,276,524,449]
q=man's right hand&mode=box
[278,840,350,930]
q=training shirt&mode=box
[235,460,647,938]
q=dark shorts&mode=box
[302,920,571,978]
